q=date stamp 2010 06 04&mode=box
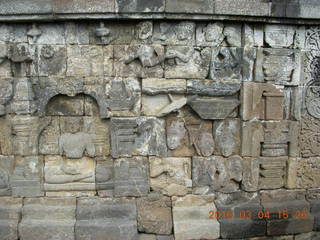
[208,209,309,220]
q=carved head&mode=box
[63,117,82,134]
[137,21,153,40]
[176,22,194,41]
[167,119,186,150]
[205,23,224,43]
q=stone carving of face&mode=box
[205,23,224,43]
[138,21,153,40]
[176,22,194,41]
[64,117,82,134]
[167,120,186,150]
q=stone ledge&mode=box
[0,0,320,22]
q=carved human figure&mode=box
[45,156,94,185]
[59,118,95,159]
[125,45,165,68]
[204,23,224,46]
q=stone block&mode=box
[95,158,114,197]
[114,157,149,197]
[188,96,239,120]
[65,22,90,45]
[192,156,243,194]
[265,25,295,48]
[137,194,172,234]
[0,117,13,155]
[241,120,299,157]
[166,115,213,157]
[165,46,210,79]
[116,0,165,13]
[307,189,320,231]
[142,78,186,95]
[241,157,260,192]
[142,94,186,117]
[76,198,138,240]
[214,0,270,16]
[36,45,67,76]
[0,155,14,196]
[19,198,76,240]
[261,189,314,235]
[114,45,164,78]
[111,117,167,158]
[153,21,195,46]
[172,195,220,240]
[210,47,242,81]
[106,77,141,117]
[0,197,22,240]
[166,0,213,14]
[196,22,225,47]
[187,79,240,96]
[255,48,302,86]
[213,119,240,157]
[242,82,284,120]
[44,155,96,197]
[150,157,191,196]
[299,1,320,19]
[300,114,320,157]
[11,156,43,197]
[295,232,320,240]
[0,0,53,15]
[53,0,114,13]
[287,157,320,189]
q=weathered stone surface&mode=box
[53,0,114,13]
[241,157,260,192]
[259,156,287,189]
[114,157,149,197]
[196,22,224,47]
[111,117,167,158]
[165,46,210,79]
[11,156,43,197]
[137,194,172,234]
[287,157,320,189]
[300,114,320,157]
[214,0,270,16]
[19,198,76,240]
[0,117,12,155]
[210,47,242,80]
[261,189,314,236]
[153,22,195,46]
[216,192,266,239]
[95,158,113,197]
[187,79,240,96]
[142,94,187,117]
[150,157,191,196]
[47,95,84,116]
[255,48,302,86]
[307,189,320,231]
[0,197,22,240]
[76,198,138,240]
[142,78,186,95]
[65,22,90,45]
[213,119,240,157]
[0,0,53,15]
[172,195,220,240]
[0,155,14,196]
[241,120,299,157]
[193,156,243,194]
[242,82,284,120]
[116,45,164,78]
[188,97,239,120]
[265,25,295,48]
[44,155,96,197]
[0,78,13,115]
[295,232,320,240]
[116,0,165,13]
[166,0,213,14]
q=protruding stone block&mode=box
[137,194,172,234]
[76,198,138,240]
[0,197,22,240]
[172,195,220,240]
[150,157,191,196]
[19,198,76,240]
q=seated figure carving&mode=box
[58,118,95,159]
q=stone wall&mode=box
[0,18,319,240]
